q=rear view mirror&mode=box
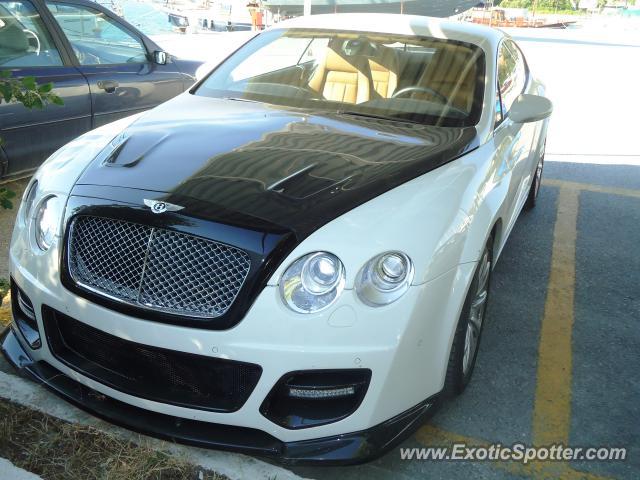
[509,94,553,123]
[154,50,167,65]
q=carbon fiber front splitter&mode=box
[1,325,438,465]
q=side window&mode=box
[0,0,63,67]
[497,40,526,119]
[46,2,147,65]
[507,41,527,90]
[495,81,503,125]
[229,37,327,82]
[299,37,330,64]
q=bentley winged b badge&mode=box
[144,199,185,214]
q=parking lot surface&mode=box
[1,18,638,480]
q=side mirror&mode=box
[509,94,553,123]
[154,50,168,65]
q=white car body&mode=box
[4,13,550,464]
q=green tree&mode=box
[0,70,62,209]
[498,0,575,9]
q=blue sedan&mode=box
[0,0,201,179]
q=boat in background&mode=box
[463,7,578,28]
[95,0,124,16]
[163,0,261,33]
[260,0,480,18]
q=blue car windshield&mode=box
[195,28,485,127]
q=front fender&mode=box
[266,142,507,289]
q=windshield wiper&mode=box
[334,110,421,125]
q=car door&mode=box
[0,0,91,178]
[493,39,536,232]
[45,0,185,128]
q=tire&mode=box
[444,237,493,397]
[525,141,545,210]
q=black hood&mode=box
[77,94,478,240]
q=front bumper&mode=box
[2,326,437,464]
[7,205,476,462]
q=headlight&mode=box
[355,251,414,306]
[21,180,39,223]
[34,195,61,251]
[280,252,345,313]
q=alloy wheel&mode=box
[462,248,491,375]
[534,147,545,198]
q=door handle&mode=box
[97,80,119,93]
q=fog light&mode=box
[289,386,356,399]
[16,289,36,321]
[10,280,41,349]
[260,369,371,429]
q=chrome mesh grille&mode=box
[68,216,251,318]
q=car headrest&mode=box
[324,47,362,73]
[423,45,476,84]
[0,19,29,53]
[368,45,399,73]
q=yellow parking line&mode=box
[414,184,591,479]
[544,178,640,199]
[532,186,579,446]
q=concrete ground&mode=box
[0,458,42,480]
[1,17,639,480]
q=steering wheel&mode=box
[392,86,449,104]
[22,29,40,55]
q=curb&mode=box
[0,370,306,480]
[0,458,42,480]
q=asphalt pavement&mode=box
[292,159,640,479]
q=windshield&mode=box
[195,29,485,127]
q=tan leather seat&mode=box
[308,47,370,104]
[368,47,399,98]
[416,45,478,112]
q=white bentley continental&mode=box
[2,13,551,464]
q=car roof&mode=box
[272,13,504,53]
